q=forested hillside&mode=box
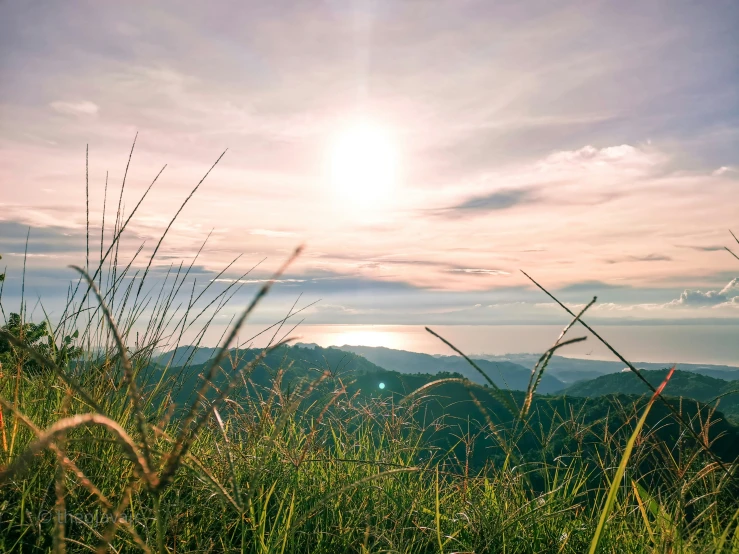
[148,344,739,468]
[564,368,739,422]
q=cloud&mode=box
[712,166,736,176]
[445,188,535,214]
[306,303,366,316]
[669,278,739,306]
[631,254,672,262]
[250,229,296,238]
[590,302,663,312]
[0,220,87,256]
[3,252,63,259]
[677,245,727,252]
[607,254,672,264]
[49,100,99,116]
[449,268,510,276]
[435,143,665,220]
[536,145,665,177]
[212,278,306,284]
[556,281,629,293]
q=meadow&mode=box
[1,150,738,553]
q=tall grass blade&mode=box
[70,265,152,467]
[135,150,227,299]
[588,365,676,553]
[0,410,154,486]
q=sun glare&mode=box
[331,329,403,349]
[328,120,398,207]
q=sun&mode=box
[328,120,398,206]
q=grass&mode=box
[0,144,738,553]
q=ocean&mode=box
[232,323,739,366]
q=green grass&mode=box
[3,359,735,553]
[0,146,738,553]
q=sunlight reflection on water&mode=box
[236,324,739,365]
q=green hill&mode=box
[147,344,388,408]
[564,368,739,422]
[151,343,567,402]
[146,345,739,470]
[345,368,739,468]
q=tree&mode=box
[0,313,81,375]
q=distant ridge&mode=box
[153,343,564,393]
[154,345,220,367]
[472,353,739,383]
[335,344,566,393]
[154,343,739,390]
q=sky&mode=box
[1,1,738,345]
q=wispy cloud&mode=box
[677,245,727,252]
[250,229,296,238]
[606,254,672,264]
[449,268,510,275]
[445,188,535,214]
[537,145,664,177]
[712,166,736,176]
[212,278,307,284]
[49,100,99,116]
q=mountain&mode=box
[144,344,739,470]
[147,344,389,407]
[155,344,739,387]
[334,345,566,393]
[472,353,739,384]
[150,343,565,408]
[154,345,220,367]
[563,368,739,422]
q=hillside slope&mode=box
[564,368,739,421]
[147,345,739,469]
[147,344,388,406]
[335,345,566,393]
